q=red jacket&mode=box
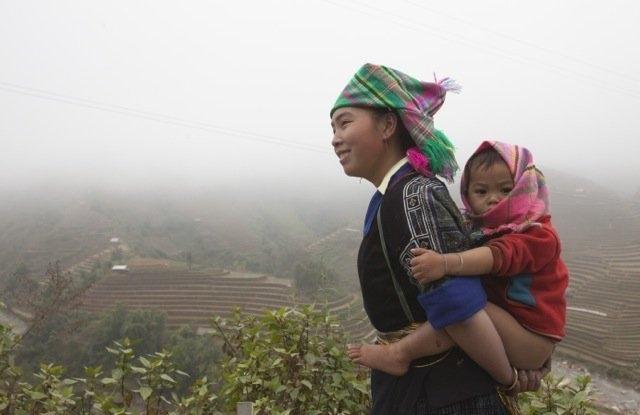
[483,216,568,341]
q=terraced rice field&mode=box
[560,244,640,371]
[78,268,375,339]
[78,242,640,376]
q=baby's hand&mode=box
[409,248,446,285]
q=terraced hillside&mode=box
[561,244,640,372]
[8,173,639,379]
[79,268,375,339]
[80,270,295,328]
[305,227,362,291]
[318,294,376,343]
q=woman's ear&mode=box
[379,112,399,141]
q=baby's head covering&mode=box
[461,140,549,236]
[330,63,461,182]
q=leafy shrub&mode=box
[1,322,220,414]
[0,300,601,415]
[0,304,369,414]
[518,373,598,414]
[212,306,370,415]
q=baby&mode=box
[348,141,568,390]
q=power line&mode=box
[0,82,328,154]
[401,0,640,84]
[318,0,640,101]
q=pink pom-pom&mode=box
[407,147,432,176]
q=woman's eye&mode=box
[341,121,351,128]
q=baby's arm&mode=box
[487,226,560,277]
[410,224,559,283]
[410,246,493,284]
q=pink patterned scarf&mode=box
[460,141,549,236]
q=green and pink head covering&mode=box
[330,63,461,182]
[461,140,549,236]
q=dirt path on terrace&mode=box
[226,271,293,288]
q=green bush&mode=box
[0,304,369,414]
[212,306,370,415]
[518,373,598,414]
[0,300,601,415]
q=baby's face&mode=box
[467,160,514,215]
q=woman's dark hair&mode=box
[369,107,414,151]
[462,148,505,195]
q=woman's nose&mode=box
[331,133,342,148]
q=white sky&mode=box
[1,0,639,195]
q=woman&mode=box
[330,63,542,414]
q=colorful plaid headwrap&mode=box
[461,141,549,236]
[330,63,461,182]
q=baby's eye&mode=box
[501,187,513,195]
[474,189,487,195]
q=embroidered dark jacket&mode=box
[357,171,500,413]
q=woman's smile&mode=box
[336,149,351,164]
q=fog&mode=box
[2,0,639,197]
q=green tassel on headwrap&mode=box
[422,129,458,180]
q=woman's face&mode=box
[331,107,385,181]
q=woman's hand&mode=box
[507,357,552,395]
[410,248,446,284]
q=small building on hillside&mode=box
[111,265,128,274]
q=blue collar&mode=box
[363,163,413,235]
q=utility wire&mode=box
[319,0,640,101]
[401,0,640,84]
[0,82,328,154]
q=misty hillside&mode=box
[0,183,369,280]
[543,169,640,251]
[2,168,640,385]
[1,169,638,282]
